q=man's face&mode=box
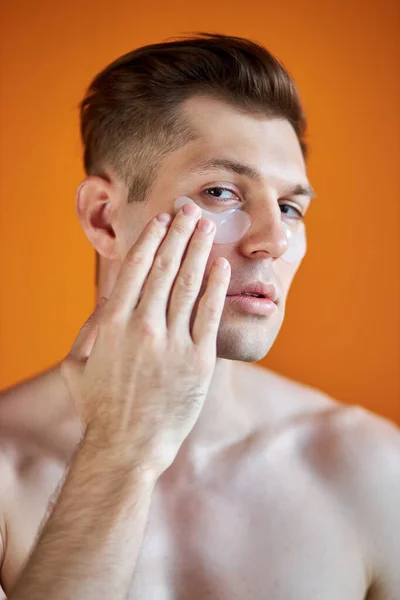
[118,95,313,362]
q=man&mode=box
[0,33,399,599]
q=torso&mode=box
[130,431,367,599]
[0,362,371,599]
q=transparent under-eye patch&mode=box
[174,196,251,244]
[174,196,306,263]
[281,221,307,263]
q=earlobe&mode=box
[75,176,118,261]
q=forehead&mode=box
[174,95,307,184]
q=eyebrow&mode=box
[192,158,316,199]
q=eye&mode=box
[279,203,304,220]
[203,187,240,202]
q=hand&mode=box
[60,203,231,477]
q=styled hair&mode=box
[78,33,308,287]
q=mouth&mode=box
[226,281,278,303]
[226,282,278,316]
[228,292,273,300]
[225,294,277,316]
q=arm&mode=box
[8,204,228,599]
[9,435,157,600]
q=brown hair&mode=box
[78,32,308,287]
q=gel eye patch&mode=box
[174,196,306,263]
[174,196,251,245]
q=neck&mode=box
[177,358,252,462]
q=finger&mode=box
[68,297,108,362]
[101,214,172,323]
[191,257,231,348]
[167,217,216,334]
[136,204,202,323]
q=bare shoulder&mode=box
[298,402,400,596]
[239,364,400,579]
[243,362,400,595]
[0,365,80,590]
[0,364,79,521]
[299,401,400,490]
[0,363,80,460]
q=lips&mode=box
[227,281,278,304]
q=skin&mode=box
[0,95,399,599]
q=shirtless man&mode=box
[0,33,399,600]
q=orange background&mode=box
[0,0,399,424]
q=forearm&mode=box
[9,434,157,600]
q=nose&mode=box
[237,203,288,260]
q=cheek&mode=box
[202,245,303,299]
[206,243,233,268]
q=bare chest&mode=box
[128,459,367,599]
[5,434,368,599]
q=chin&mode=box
[215,314,283,362]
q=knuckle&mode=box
[211,269,227,286]
[177,270,197,291]
[153,253,174,272]
[192,234,209,248]
[173,222,190,237]
[204,299,219,320]
[136,315,162,338]
[188,239,208,257]
[126,251,146,269]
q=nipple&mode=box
[174,196,306,263]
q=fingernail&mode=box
[198,219,214,233]
[215,257,229,270]
[156,213,172,224]
[182,203,201,217]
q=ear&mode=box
[75,175,120,261]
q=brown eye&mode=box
[203,187,239,202]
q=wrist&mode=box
[82,423,161,485]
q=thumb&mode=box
[68,296,108,363]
